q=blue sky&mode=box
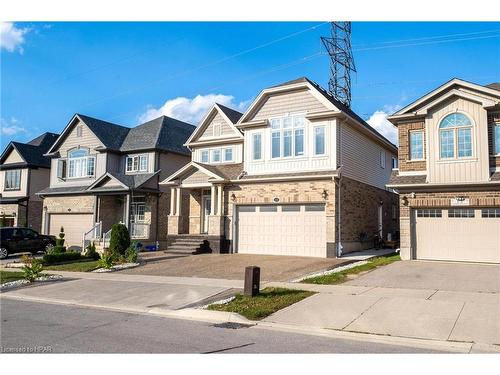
[1,21,499,149]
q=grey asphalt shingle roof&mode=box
[197,163,244,180]
[76,114,130,151]
[105,171,158,189]
[120,116,195,154]
[486,83,500,91]
[388,171,427,185]
[0,132,59,168]
[217,103,243,124]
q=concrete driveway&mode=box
[344,260,500,293]
[123,252,349,282]
[266,260,500,346]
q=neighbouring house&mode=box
[37,114,194,250]
[161,78,399,257]
[0,133,59,231]
[387,78,500,264]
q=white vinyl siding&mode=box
[198,111,237,140]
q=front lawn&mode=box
[301,252,401,285]
[43,260,101,272]
[0,270,25,283]
[207,287,315,320]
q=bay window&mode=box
[253,133,262,160]
[224,148,233,162]
[439,113,473,159]
[314,126,325,155]
[211,149,221,163]
[201,150,209,163]
[126,154,148,173]
[5,169,21,190]
[68,149,95,178]
[270,114,305,159]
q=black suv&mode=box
[0,227,56,259]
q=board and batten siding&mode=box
[192,144,243,164]
[426,97,490,184]
[248,89,327,122]
[339,122,395,190]
[244,117,337,175]
[198,112,236,140]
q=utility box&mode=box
[244,266,260,297]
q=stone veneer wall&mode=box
[397,120,427,172]
[487,110,500,168]
[339,176,399,253]
[398,189,500,260]
[223,179,337,257]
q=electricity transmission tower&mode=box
[321,22,356,108]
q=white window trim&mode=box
[211,149,221,163]
[126,154,149,173]
[409,130,425,161]
[313,125,326,157]
[67,148,95,179]
[380,150,386,169]
[438,111,475,161]
[252,133,263,161]
[223,147,233,162]
[494,123,500,156]
[269,113,307,160]
[4,169,21,190]
[200,150,209,163]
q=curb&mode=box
[2,292,498,353]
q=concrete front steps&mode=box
[166,235,209,255]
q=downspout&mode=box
[336,119,347,258]
[25,169,30,228]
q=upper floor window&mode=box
[314,126,325,155]
[253,133,262,160]
[270,115,305,159]
[4,169,21,190]
[409,131,424,160]
[495,124,500,155]
[391,157,398,169]
[126,154,148,173]
[211,149,221,163]
[439,113,473,159]
[68,149,95,178]
[201,150,209,163]
[380,150,386,168]
[224,148,233,162]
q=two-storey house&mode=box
[162,78,399,257]
[387,79,500,264]
[38,114,194,250]
[0,132,59,232]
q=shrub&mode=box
[98,250,114,269]
[124,246,138,263]
[21,255,44,282]
[109,223,130,258]
[0,214,7,228]
[85,241,100,260]
[53,226,66,253]
[43,251,81,265]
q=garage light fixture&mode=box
[231,193,236,202]
[322,190,328,200]
[401,196,409,206]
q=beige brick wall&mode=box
[398,189,500,260]
[397,120,427,172]
[340,177,399,253]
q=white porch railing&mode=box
[102,228,112,249]
[130,223,150,239]
[82,221,102,250]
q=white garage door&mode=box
[415,208,500,263]
[236,204,326,257]
[49,213,94,250]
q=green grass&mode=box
[43,260,101,272]
[301,252,401,285]
[207,287,315,320]
[0,270,25,283]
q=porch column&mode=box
[176,187,181,216]
[124,194,130,228]
[170,187,175,216]
[210,185,216,215]
[217,185,223,216]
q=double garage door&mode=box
[48,213,94,251]
[236,204,326,257]
[414,207,500,263]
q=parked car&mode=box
[0,227,56,259]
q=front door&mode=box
[201,196,211,234]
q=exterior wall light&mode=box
[231,193,236,202]
[401,196,409,206]
[322,190,328,200]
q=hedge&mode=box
[42,251,82,265]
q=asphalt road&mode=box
[0,299,442,353]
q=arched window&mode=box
[439,113,473,159]
[68,148,95,178]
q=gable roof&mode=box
[184,103,244,146]
[486,83,500,92]
[389,78,500,120]
[47,113,195,155]
[88,170,160,191]
[0,132,59,168]
[238,76,397,151]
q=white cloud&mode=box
[139,94,249,125]
[366,105,402,145]
[0,22,30,53]
[1,117,26,136]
